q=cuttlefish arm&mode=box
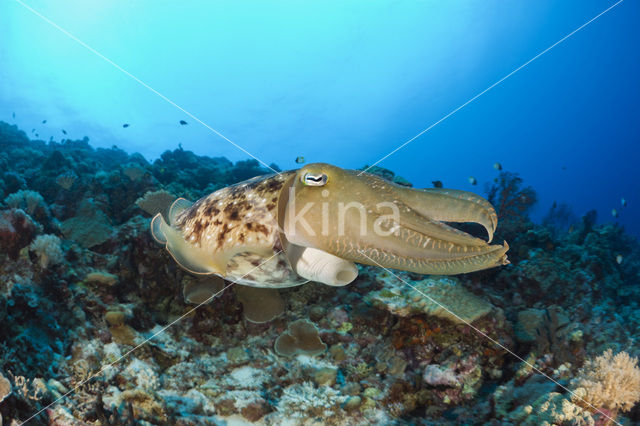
[282,163,509,276]
[398,187,497,243]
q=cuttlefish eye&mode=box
[301,172,328,186]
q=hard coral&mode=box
[367,275,493,324]
[235,285,285,323]
[276,381,347,420]
[0,371,11,403]
[274,319,327,357]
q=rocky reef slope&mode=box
[0,121,639,425]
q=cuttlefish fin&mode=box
[151,213,224,275]
[151,213,168,244]
[399,187,498,242]
[183,276,225,304]
[169,198,194,226]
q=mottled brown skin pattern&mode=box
[175,173,289,250]
[172,172,305,287]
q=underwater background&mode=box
[1,0,640,425]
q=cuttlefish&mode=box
[151,163,509,301]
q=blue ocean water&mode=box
[1,2,640,424]
[1,0,638,235]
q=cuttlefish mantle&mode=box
[151,163,509,292]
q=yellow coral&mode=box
[571,349,640,413]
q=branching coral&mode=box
[542,202,578,234]
[485,171,537,248]
[485,171,537,222]
[571,349,640,414]
[276,382,346,419]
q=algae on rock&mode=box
[367,275,493,324]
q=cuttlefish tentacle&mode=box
[398,187,498,243]
[285,163,509,276]
[354,172,497,242]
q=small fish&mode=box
[42,119,47,124]
[35,133,39,137]
[493,162,502,171]
[62,129,67,135]
[179,120,188,125]
[432,180,443,188]
[12,112,15,119]
[616,254,623,264]
[295,156,305,164]
[122,123,130,128]
[561,166,567,171]
[621,198,627,207]
[468,176,477,185]
[611,209,618,218]
[31,128,35,133]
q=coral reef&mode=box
[0,120,639,424]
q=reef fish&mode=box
[295,156,305,164]
[151,163,509,289]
